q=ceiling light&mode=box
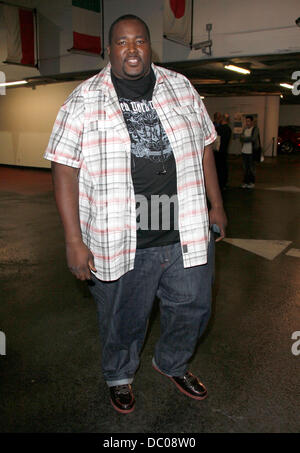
[280,83,293,89]
[0,80,28,87]
[224,65,250,75]
[200,96,205,99]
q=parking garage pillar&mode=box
[263,96,280,157]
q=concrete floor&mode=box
[0,155,299,433]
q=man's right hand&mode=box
[66,240,96,281]
[51,163,96,281]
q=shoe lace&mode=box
[184,372,196,386]
[115,384,130,396]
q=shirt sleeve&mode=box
[44,91,84,168]
[191,85,217,147]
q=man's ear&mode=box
[107,46,111,56]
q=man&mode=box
[44,15,227,414]
[215,113,232,190]
[213,112,222,127]
[240,115,260,189]
[212,111,222,153]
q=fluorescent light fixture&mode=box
[280,83,293,89]
[224,65,250,75]
[0,80,28,87]
[200,96,205,99]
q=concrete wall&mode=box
[0,0,163,82]
[0,0,298,166]
[164,0,300,62]
[0,81,80,168]
[0,87,280,169]
[1,0,299,81]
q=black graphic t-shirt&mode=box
[111,69,180,248]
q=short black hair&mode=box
[108,14,151,45]
[246,115,254,121]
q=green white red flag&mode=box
[163,0,193,47]
[2,4,37,66]
[70,0,103,56]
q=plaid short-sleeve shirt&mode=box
[44,63,217,281]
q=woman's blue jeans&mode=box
[88,236,214,387]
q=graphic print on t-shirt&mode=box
[119,97,172,162]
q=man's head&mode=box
[107,15,152,80]
[223,113,230,124]
[213,112,222,124]
[245,115,254,128]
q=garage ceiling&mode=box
[3,52,300,105]
[162,52,300,104]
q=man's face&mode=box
[108,19,152,80]
[246,118,253,128]
[214,112,222,124]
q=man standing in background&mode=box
[240,115,260,189]
[217,114,232,190]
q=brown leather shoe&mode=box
[109,384,135,414]
[153,362,208,400]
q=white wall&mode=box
[0,0,296,166]
[203,95,280,156]
[0,0,163,83]
[0,87,279,169]
[1,0,299,82]
[0,80,80,168]
[164,0,300,62]
[279,105,300,126]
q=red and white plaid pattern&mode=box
[44,63,217,281]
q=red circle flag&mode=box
[170,0,186,19]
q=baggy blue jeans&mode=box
[88,236,214,387]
